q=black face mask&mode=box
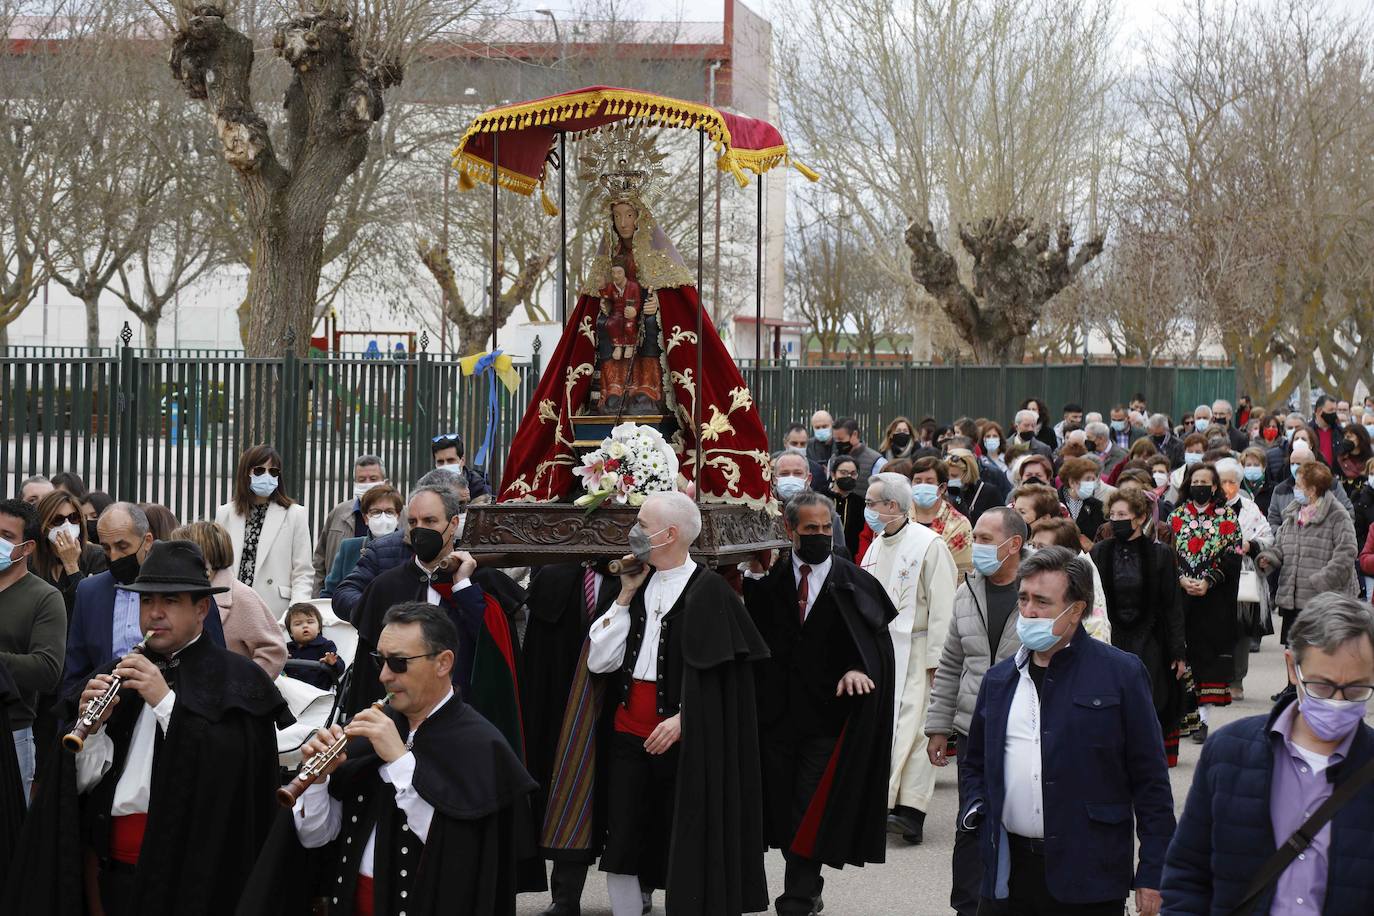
[1022,475,1046,486]
[1018,430,1035,442]
[1110,519,1135,541]
[86,520,100,544]
[108,552,141,586]
[891,433,912,450]
[1189,485,1215,505]
[1150,434,1166,446]
[833,441,852,455]
[834,476,857,493]
[794,533,832,565]
[411,524,450,564]
[1321,411,1339,427]
[1340,439,1356,455]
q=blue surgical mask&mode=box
[1110,419,1127,432]
[814,427,832,443]
[250,472,279,498]
[947,477,964,490]
[972,538,1011,576]
[1016,603,1077,653]
[0,538,16,574]
[1194,418,1211,432]
[1293,488,1309,505]
[911,482,940,508]
[775,475,806,499]
[1078,480,1096,499]
[863,507,888,532]
[1184,452,1202,465]
[1364,424,1374,439]
[1243,466,1264,482]
[1290,463,1301,480]
[984,436,1000,453]
[1285,428,1295,442]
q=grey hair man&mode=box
[1084,420,1129,479]
[19,474,53,506]
[962,544,1174,916]
[926,506,1028,915]
[1145,413,1185,469]
[775,452,848,557]
[587,489,768,915]
[860,471,958,844]
[1012,410,1053,458]
[1164,593,1374,913]
[312,454,390,594]
[1210,399,1250,451]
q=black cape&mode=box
[0,663,25,888]
[1,636,289,916]
[744,556,896,868]
[236,696,538,916]
[520,562,618,862]
[666,566,772,916]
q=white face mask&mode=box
[47,521,81,545]
[366,511,398,538]
[354,480,382,501]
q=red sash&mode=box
[354,874,375,916]
[614,679,666,739]
[110,813,148,865]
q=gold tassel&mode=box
[541,187,559,217]
[457,166,476,191]
[792,159,821,182]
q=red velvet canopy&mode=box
[450,85,817,198]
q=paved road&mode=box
[516,638,1305,916]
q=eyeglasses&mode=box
[50,511,81,527]
[370,650,439,674]
[251,465,281,478]
[1296,665,1374,702]
[862,498,892,508]
[431,433,461,446]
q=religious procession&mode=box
[5,2,1374,915]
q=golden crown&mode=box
[577,123,670,202]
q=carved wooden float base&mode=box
[460,502,787,569]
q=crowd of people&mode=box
[0,391,1369,915]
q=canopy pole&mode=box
[491,135,501,349]
[695,130,705,504]
[559,132,568,325]
[755,174,763,363]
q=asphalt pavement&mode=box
[516,637,1302,916]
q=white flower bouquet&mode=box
[573,422,679,511]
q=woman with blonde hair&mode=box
[171,520,288,677]
[944,449,999,525]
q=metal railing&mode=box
[739,359,1236,446]
[1,346,543,535]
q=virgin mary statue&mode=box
[498,124,772,509]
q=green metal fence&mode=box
[1,347,543,536]
[739,360,1237,447]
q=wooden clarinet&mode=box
[607,557,644,576]
[62,631,154,753]
[276,694,392,808]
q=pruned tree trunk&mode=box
[169,5,397,357]
[417,239,554,356]
[905,216,1104,364]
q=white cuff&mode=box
[152,690,177,731]
[451,577,473,593]
[379,751,416,790]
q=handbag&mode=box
[1237,563,1263,604]
[1226,753,1374,915]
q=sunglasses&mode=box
[50,511,81,527]
[431,433,461,446]
[370,650,439,674]
[251,466,281,478]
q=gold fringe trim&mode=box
[541,187,560,217]
[449,88,821,197]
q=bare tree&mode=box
[158,0,486,356]
[776,0,1119,362]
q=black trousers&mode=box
[600,730,680,889]
[98,862,138,916]
[550,860,590,907]
[952,734,981,916]
[774,734,835,916]
[977,836,1124,916]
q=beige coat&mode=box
[211,568,288,678]
[215,501,314,616]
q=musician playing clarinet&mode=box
[240,601,537,916]
[2,540,287,916]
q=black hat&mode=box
[124,540,229,597]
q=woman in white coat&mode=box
[215,444,314,616]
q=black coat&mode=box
[0,664,23,890]
[2,637,288,916]
[948,480,1001,526]
[519,562,618,862]
[658,566,771,915]
[236,697,538,916]
[743,557,896,868]
[1063,489,1108,543]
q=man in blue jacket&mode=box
[1162,593,1374,915]
[960,545,1174,915]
